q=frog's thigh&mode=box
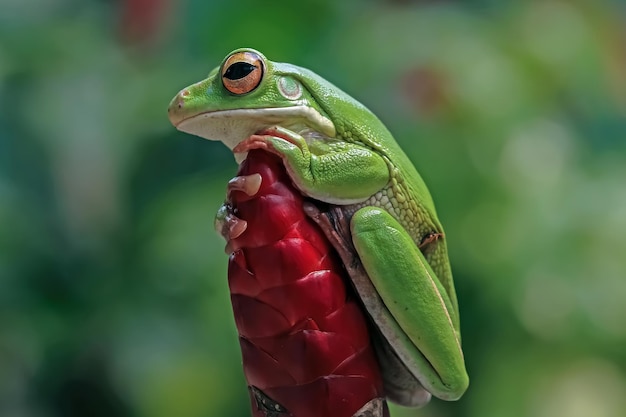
[350,207,468,398]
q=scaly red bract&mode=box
[225,149,388,417]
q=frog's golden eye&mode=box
[221,51,264,95]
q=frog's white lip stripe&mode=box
[176,106,335,155]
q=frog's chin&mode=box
[175,106,335,162]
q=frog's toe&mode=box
[233,134,273,153]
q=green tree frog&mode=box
[168,48,469,407]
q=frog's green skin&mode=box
[168,48,469,406]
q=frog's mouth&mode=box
[175,106,335,155]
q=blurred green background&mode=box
[2,0,626,416]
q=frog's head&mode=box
[168,48,380,155]
[168,48,338,152]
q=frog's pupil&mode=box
[224,62,257,80]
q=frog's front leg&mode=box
[233,126,389,205]
[350,207,469,400]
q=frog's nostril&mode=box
[168,92,188,126]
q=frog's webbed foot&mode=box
[351,397,389,417]
[303,203,357,267]
[233,126,308,159]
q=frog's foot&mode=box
[233,126,308,161]
[303,203,357,266]
[351,397,389,417]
